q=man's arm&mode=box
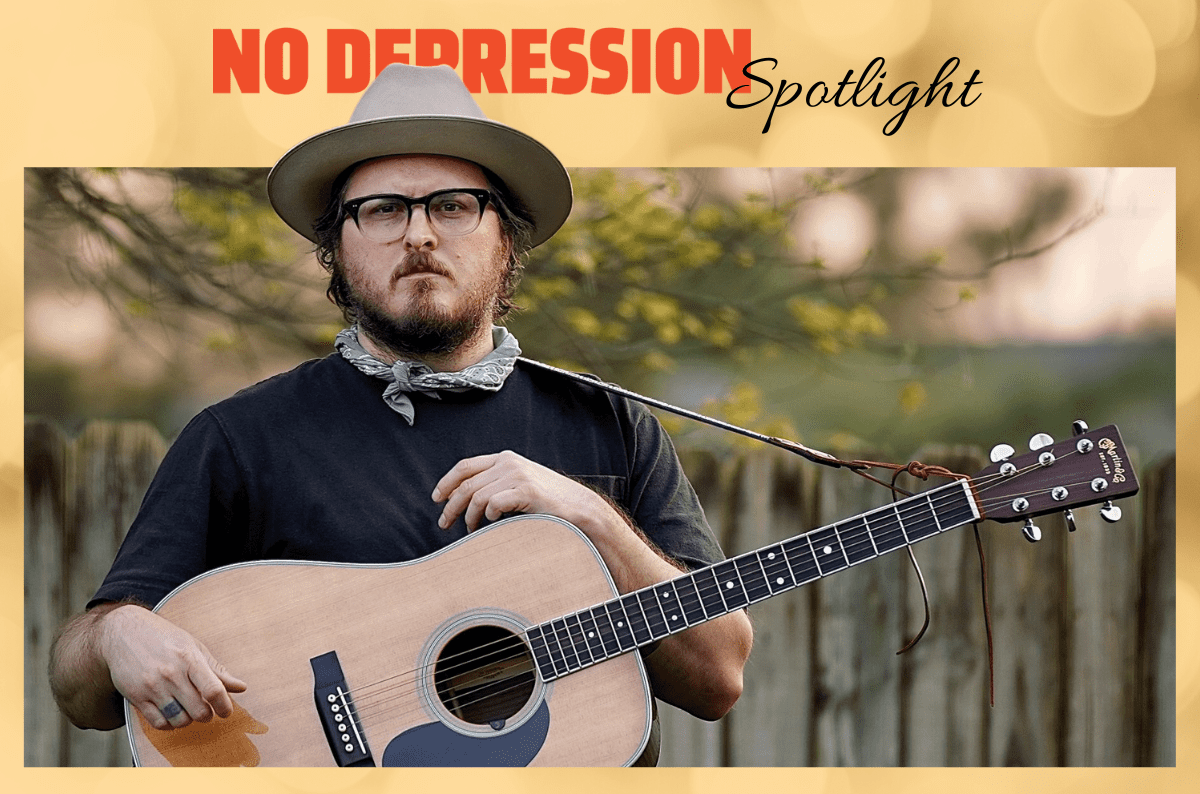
[433,451,753,721]
[49,602,246,731]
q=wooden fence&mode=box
[24,419,1175,767]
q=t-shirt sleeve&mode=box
[88,409,248,609]
[623,404,725,571]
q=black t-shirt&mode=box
[92,355,723,608]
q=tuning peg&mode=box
[1029,433,1055,451]
[1071,420,1089,436]
[1022,519,1042,542]
[1100,501,1122,523]
[1063,509,1077,532]
[989,443,1015,463]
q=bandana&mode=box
[334,325,522,425]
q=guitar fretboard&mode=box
[525,479,980,682]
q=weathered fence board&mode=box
[23,419,1175,767]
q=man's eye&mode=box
[367,201,403,216]
[432,196,475,216]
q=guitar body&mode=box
[126,515,654,767]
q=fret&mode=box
[657,582,689,630]
[893,504,912,544]
[538,622,569,677]
[635,589,670,639]
[675,575,707,624]
[867,509,906,554]
[692,566,725,617]
[756,544,792,595]
[712,560,750,611]
[605,601,637,651]
[614,599,652,652]
[782,537,820,584]
[807,527,849,574]
[591,605,621,657]
[578,610,608,661]
[778,542,801,587]
[550,618,581,672]
[845,515,879,556]
[838,516,876,564]
[564,613,594,666]
[619,593,653,645]
[903,498,940,542]
[526,626,558,680]
[734,553,771,603]
[934,485,979,528]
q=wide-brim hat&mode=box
[268,63,572,248]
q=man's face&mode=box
[338,155,508,357]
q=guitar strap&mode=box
[516,356,965,491]
[519,356,997,703]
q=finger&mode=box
[139,694,194,730]
[133,697,176,731]
[165,677,214,724]
[462,481,522,531]
[432,454,499,502]
[441,473,503,530]
[188,669,232,721]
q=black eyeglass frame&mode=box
[341,188,496,240]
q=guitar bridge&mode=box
[310,651,375,767]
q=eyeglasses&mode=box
[342,188,495,243]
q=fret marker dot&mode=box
[617,621,624,627]
[725,582,734,590]
[823,545,833,555]
[767,552,776,559]
[671,614,678,621]
[776,577,785,585]
[588,631,595,638]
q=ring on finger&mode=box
[158,699,184,720]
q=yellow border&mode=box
[7,0,1191,790]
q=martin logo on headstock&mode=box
[972,420,1138,540]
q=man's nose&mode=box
[403,205,438,249]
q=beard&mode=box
[340,248,505,359]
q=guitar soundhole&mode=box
[433,625,536,726]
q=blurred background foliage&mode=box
[24,166,1174,464]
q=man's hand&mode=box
[431,450,606,533]
[99,605,247,730]
[50,603,246,731]
[431,450,753,722]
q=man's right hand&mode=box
[97,605,247,730]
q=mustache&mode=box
[395,251,452,280]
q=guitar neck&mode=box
[525,478,981,682]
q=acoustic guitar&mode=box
[126,423,1138,766]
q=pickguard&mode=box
[381,701,551,766]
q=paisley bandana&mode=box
[334,325,522,425]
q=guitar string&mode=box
[342,460,1062,727]
[339,460,1069,723]
[264,452,1098,731]
[349,463,1046,725]
[347,479,977,714]
[347,461,1074,728]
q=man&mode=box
[48,64,753,765]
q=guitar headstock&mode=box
[969,422,1138,537]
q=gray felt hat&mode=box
[267,63,572,247]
